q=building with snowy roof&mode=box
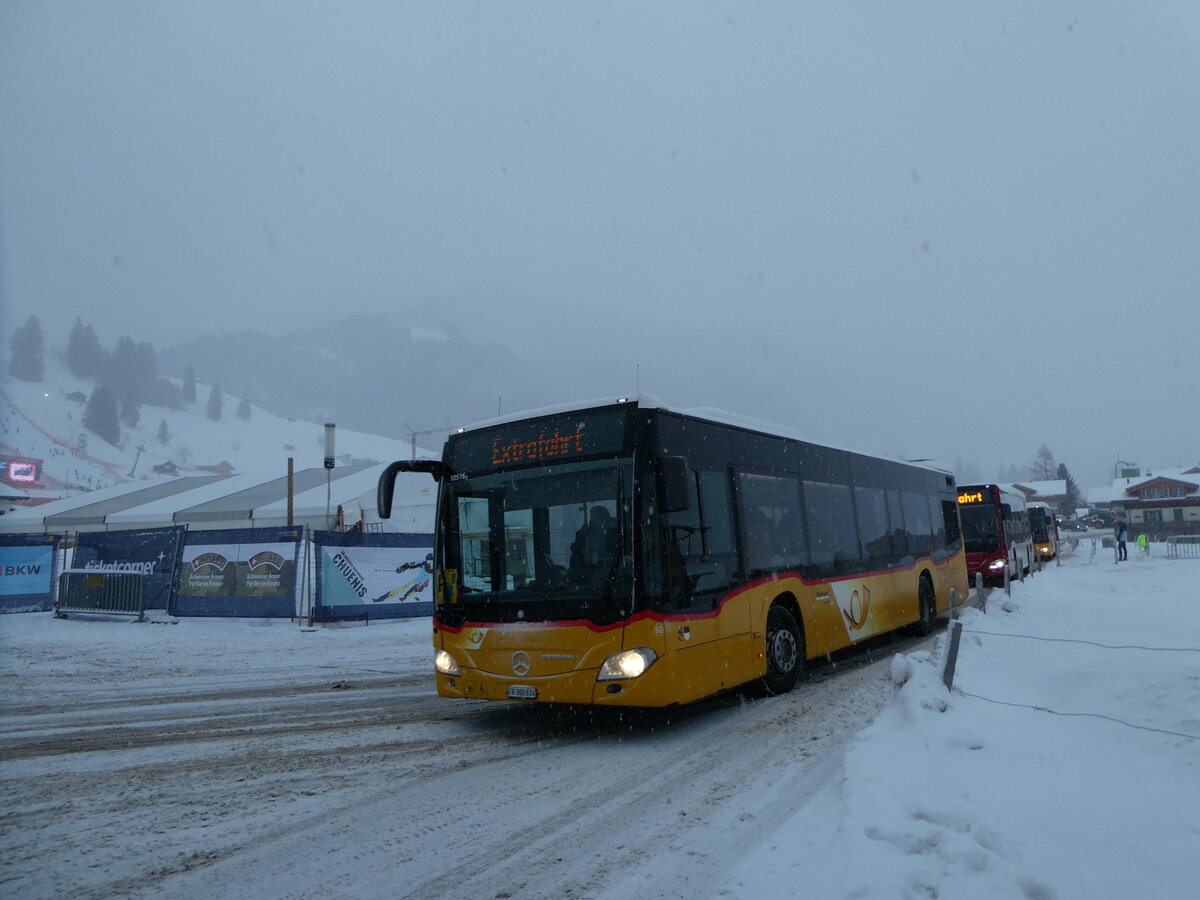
[1088,465,1200,538]
[1010,480,1067,511]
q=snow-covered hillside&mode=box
[1,354,432,507]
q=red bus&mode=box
[956,484,1032,583]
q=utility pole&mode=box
[404,422,449,460]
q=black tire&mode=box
[916,576,936,636]
[760,604,803,696]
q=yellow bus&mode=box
[1028,503,1059,561]
[378,396,968,707]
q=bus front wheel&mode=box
[760,604,803,696]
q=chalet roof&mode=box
[1012,480,1066,499]
[1097,467,1200,501]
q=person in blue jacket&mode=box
[1114,516,1128,561]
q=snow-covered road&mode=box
[1,614,932,899]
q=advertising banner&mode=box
[71,526,186,611]
[313,531,434,621]
[174,527,302,617]
[0,533,60,613]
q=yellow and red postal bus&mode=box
[378,396,969,707]
[1028,503,1059,561]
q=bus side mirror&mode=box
[661,456,691,513]
[377,459,450,519]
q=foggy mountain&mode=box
[163,313,550,444]
[162,299,911,469]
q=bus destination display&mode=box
[449,407,628,473]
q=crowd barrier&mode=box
[55,570,147,621]
[1165,535,1200,559]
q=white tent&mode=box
[0,464,435,534]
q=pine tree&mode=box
[156,419,171,444]
[103,335,156,427]
[206,382,223,421]
[82,385,121,446]
[66,318,105,378]
[6,315,45,382]
[1029,444,1057,481]
[237,394,251,420]
[1057,463,1084,515]
[119,382,141,428]
[182,365,197,405]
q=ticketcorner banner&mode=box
[313,530,434,621]
[174,527,303,617]
[0,533,61,613]
[71,526,186,611]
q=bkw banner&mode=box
[0,533,61,613]
[313,531,434,622]
[72,526,186,611]
[174,527,303,617]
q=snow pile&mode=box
[731,549,1200,898]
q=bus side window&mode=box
[737,471,804,572]
[901,491,934,558]
[803,480,860,575]
[854,485,893,569]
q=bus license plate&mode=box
[507,685,537,700]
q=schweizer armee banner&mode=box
[174,527,302,617]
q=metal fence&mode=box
[56,570,147,620]
[1165,535,1200,559]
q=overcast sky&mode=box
[2,1,1198,489]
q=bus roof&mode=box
[454,395,952,477]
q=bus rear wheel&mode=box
[916,576,936,636]
[760,604,803,696]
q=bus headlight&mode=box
[597,648,657,681]
[987,559,1006,571]
[435,650,462,676]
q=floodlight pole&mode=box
[324,423,336,527]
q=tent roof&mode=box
[43,475,229,527]
[178,464,375,522]
[0,477,177,530]
[0,463,434,533]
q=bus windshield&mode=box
[441,458,635,625]
[959,503,1000,553]
[1030,511,1053,542]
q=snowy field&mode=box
[2,542,1197,899]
